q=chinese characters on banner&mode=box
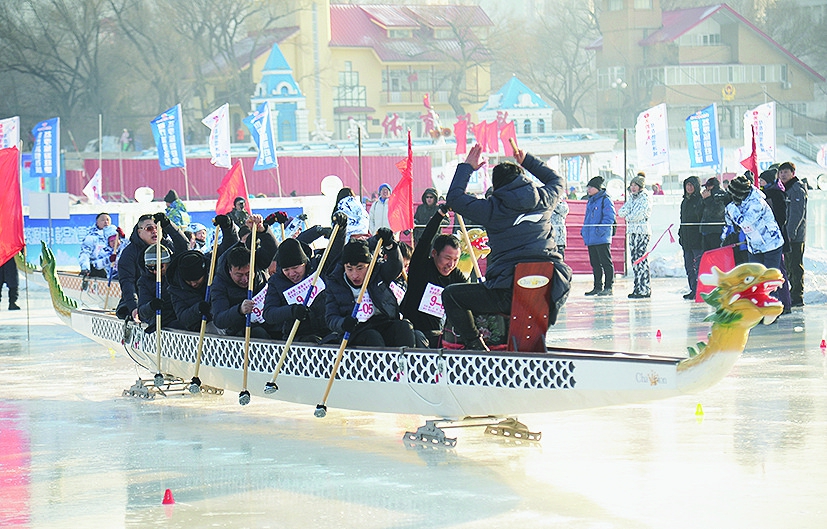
[150,104,186,171]
[31,118,60,178]
[635,104,670,172]
[201,103,232,169]
[243,103,279,170]
[685,104,720,168]
[0,116,20,150]
[742,102,776,168]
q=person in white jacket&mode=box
[617,173,652,298]
[368,183,392,234]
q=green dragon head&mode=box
[699,263,784,327]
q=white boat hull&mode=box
[71,309,686,417]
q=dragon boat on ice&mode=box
[38,242,783,446]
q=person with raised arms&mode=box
[166,214,239,332]
[262,212,348,344]
[324,229,416,347]
[441,143,571,351]
[115,212,188,320]
[210,215,280,339]
[400,206,467,348]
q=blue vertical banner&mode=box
[243,103,279,170]
[150,104,186,170]
[685,104,720,168]
[31,117,60,178]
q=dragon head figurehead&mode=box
[457,228,490,276]
[699,263,784,328]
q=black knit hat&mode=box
[163,189,178,203]
[179,252,207,282]
[727,175,753,202]
[587,176,604,190]
[341,240,371,265]
[704,177,720,188]
[492,162,522,190]
[277,238,310,269]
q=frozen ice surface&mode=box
[1,278,826,528]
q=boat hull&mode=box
[71,309,686,417]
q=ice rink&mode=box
[1,277,826,528]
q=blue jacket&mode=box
[581,190,615,246]
[446,153,564,290]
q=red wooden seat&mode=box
[507,262,554,352]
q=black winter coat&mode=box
[679,176,703,250]
[699,183,730,236]
[116,221,188,319]
[324,244,403,334]
[446,153,564,290]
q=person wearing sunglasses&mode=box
[115,212,188,321]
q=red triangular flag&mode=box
[740,124,759,186]
[453,118,468,155]
[215,160,250,215]
[499,121,517,156]
[388,131,414,233]
[0,147,24,265]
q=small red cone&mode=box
[820,339,826,349]
[656,329,662,341]
[162,489,175,505]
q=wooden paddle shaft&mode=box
[320,240,383,406]
[241,227,259,391]
[270,223,341,384]
[455,213,483,281]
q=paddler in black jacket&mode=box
[116,212,188,320]
[400,206,467,347]
[442,143,572,351]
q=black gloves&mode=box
[342,316,358,333]
[213,214,231,229]
[198,301,211,318]
[297,213,308,221]
[274,211,290,225]
[291,304,310,321]
[109,254,117,263]
[332,211,348,228]
[80,269,90,277]
[376,227,394,246]
[152,213,170,228]
[149,298,164,311]
[438,203,450,215]
[116,226,126,238]
[263,213,278,227]
[320,227,333,239]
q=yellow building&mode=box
[593,0,825,137]
[221,1,493,143]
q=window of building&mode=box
[389,29,413,39]
[523,119,532,134]
[607,0,623,11]
[335,68,367,107]
[434,28,454,39]
[537,119,545,133]
[634,0,652,8]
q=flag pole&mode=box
[18,140,30,342]
[358,126,363,198]
[98,114,102,175]
[275,165,283,197]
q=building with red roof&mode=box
[593,1,825,137]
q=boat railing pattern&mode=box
[90,313,577,390]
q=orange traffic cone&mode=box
[162,489,175,505]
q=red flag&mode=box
[388,131,414,233]
[453,118,468,155]
[499,121,517,155]
[215,160,251,215]
[0,147,24,265]
[740,124,759,186]
[485,120,499,153]
[472,121,487,147]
